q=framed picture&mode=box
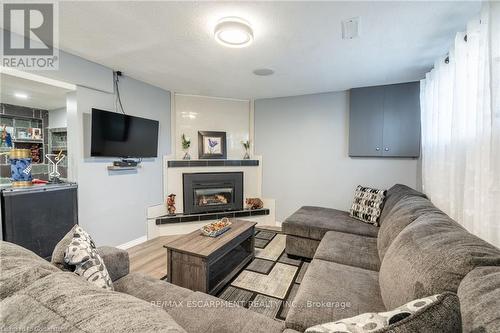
[198,131,227,159]
[31,128,42,140]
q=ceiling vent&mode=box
[342,17,360,40]
[253,68,274,76]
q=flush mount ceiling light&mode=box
[14,92,28,99]
[214,17,253,48]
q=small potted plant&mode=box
[242,140,250,159]
[181,134,191,160]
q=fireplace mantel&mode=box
[167,160,259,168]
[146,155,275,237]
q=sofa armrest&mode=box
[97,246,130,282]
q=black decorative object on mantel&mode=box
[198,131,227,159]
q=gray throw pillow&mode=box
[349,185,386,226]
[64,226,113,290]
[305,293,461,333]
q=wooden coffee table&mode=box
[164,219,256,295]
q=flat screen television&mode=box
[90,108,159,158]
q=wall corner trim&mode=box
[116,235,147,250]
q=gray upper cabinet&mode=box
[349,82,421,158]
[349,86,385,157]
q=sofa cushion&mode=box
[379,184,426,224]
[377,196,443,259]
[349,185,386,226]
[285,259,385,332]
[0,272,186,333]
[458,266,500,333]
[97,246,130,282]
[379,212,500,309]
[283,206,379,240]
[285,235,321,259]
[0,241,59,300]
[168,291,285,333]
[114,272,194,310]
[314,231,380,271]
[51,224,78,270]
[304,292,461,333]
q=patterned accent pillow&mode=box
[350,185,386,226]
[305,293,460,333]
[51,224,78,270]
[64,226,113,290]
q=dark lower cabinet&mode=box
[1,183,78,259]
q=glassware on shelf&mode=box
[182,148,191,160]
[243,148,250,160]
[242,140,251,159]
[46,151,66,183]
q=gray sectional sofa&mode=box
[2,183,499,333]
[282,184,500,332]
[0,240,297,333]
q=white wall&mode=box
[174,94,250,159]
[255,91,418,222]
[48,108,67,128]
[73,78,170,246]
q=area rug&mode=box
[216,228,310,321]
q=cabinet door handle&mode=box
[384,147,390,151]
[375,147,380,151]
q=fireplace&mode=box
[183,172,243,215]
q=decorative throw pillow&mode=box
[350,185,386,226]
[64,226,113,290]
[51,224,78,270]
[305,293,461,333]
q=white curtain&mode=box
[420,2,500,247]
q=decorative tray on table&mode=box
[200,218,232,237]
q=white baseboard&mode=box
[117,235,147,250]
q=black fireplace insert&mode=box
[183,172,243,215]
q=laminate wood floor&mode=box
[127,235,180,279]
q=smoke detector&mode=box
[342,17,360,40]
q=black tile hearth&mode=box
[234,211,252,218]
[254,209,270,216]
[180,216,199,223]
[155,208,270,225]
[199,214,218,221]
